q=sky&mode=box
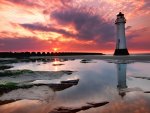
[0,0,149,54]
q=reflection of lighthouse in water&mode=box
[117,63,127,98]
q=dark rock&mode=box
[51,101,109,113]
[52,64,64,66]
[0,65,13,70]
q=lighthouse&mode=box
[114,12,129,55]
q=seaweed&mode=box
[0,82,18,89]
[0,70,33,77]
[0,82,34,95]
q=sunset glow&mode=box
[53,48,59,52]
[0,0,149,54]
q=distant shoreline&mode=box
[0,52,104,58]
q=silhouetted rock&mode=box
[144,91,150,93]
[0,52,104,58]
[80,59,91,63]
[0,100,16,105]
[51,101,109,113]
[42,52,46,56]
[132,76,150,80]
[87,101,109,107]
[62,70,74,75]
[37,52,41,56]
[31,52,36,56]
[80,59,96,63]
[61,79,79,85]
[0,65,13,70]
[52,64,64,66]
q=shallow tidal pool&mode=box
[0,57,150,113]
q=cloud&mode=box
[140,0,150,10]
[7,0,73,14]
[0,37,51,52]
[20,23,50,32]
[6,0,42,7]
[51,8,115,42]
[126,27,150,51]
[126,27,149,39]
[126,26,132,30]
[20,23,75,37]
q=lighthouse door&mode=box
[117,39,120,49]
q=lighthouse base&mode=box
[114,49,129,55]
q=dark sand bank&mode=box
[0,55,150,64]
[30,55,150,61]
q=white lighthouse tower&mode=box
[114,12,129,55]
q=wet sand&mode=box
[30,55,150,61]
